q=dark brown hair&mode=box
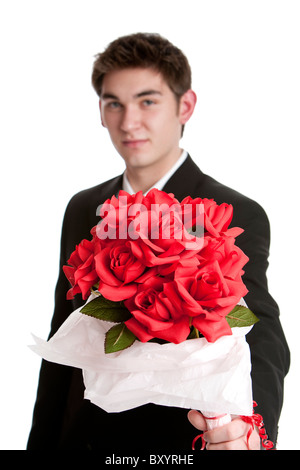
[91,33,192,101]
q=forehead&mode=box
[101,67,172,99]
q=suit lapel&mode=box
[109,155,204,202]
[162,155,205,201]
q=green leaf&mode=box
[226,305,259,328]
[105,323,137,354]
[80,295,131,323]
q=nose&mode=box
[120,105,141,133]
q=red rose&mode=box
[141,188,179,207]
[94,240,147,301]
[124,276,191,344]
[63,238,100,300]
[95,190,146,242]
[181,196,243,238]
[127,192,203,270]
[95,189,204,272]
[167,261,248,342]
[197,235,249,279]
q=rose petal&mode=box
[98,281,137,301]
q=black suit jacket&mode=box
[27,155,289,450]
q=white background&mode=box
[0,0,299,450]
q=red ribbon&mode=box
[192,432,206,451]
[192,401,275,450]
[240,401,275,450]
[192,413,229,450]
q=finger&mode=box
[206,428,261,451]
[206,436,249,451]
[187,410,208,431]
[203,418,250,444]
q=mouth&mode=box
[122,139,149,148]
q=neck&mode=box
[125,148,183,193]
[125,169,158,194]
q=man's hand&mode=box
[187,410,261,450]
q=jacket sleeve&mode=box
[27,177,122,449]
[234,200,290,446]
[27,196,87,449]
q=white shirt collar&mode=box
[122,150,188,195]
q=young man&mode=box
[27,33,289,451]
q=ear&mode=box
[99,99,106,127]
[178,90,197,125]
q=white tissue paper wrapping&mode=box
[30,295,253,417]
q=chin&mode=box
[122,154,155,169]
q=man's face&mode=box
[99,68,194,173]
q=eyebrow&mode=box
[101,90,162,100]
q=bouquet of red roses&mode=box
[32,189,274,448]
[63,189,256,351]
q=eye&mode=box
[107,101,122,110]
[142,99,155,107]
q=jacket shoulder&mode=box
[166,155,268,224]
[65,175,122,215]
[60,175,123,253]
[197,171,268,225]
